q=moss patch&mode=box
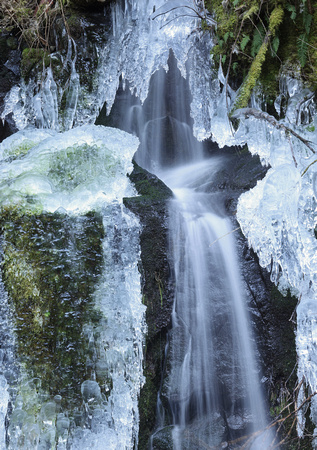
[0,207,105,410]
[21,48,50,81]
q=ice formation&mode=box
[68,202,145,450]
[1,0,216,133]
[234,82,317,438]
[0,125,138,214]
[0,272,14,450]
[0,125,145,449]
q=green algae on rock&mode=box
[1,209,105,406]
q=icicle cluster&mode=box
[234,79,317,439]
[1,0,215,132]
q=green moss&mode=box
[4,140,36,160]
[208,0,239,67]
[232,41,269,111]
[206,0,317,109]
[304,7,317,90]
[21,48,50,81]
[268,5,284,36]
[48,143,117,192]
[0,207,105,409]
[6,36,18,50]
[2,243,41,303]
[243,4,259,21]
[66,13,83,39]
[230,4,286,112]
[125,161,172,201]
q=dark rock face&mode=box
[68,0,112,9]
[124,162,174,339]
[206,143,304,444]
[124,162,174,449]
[0,32,20,142]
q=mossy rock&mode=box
[6,36,18,50]
[0,207,105,410]
[124,162,174,449]
[124,161,173,341]
[0,33,18,63]
[21,48,50,81]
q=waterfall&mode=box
[160,162,270,448]
[104,38,273,443]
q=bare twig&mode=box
[209,227,240,247]
[301,159,317,176]
[226,383,316,449]
[231,108,316,154]
[287,134,298,167]
[159,14,200,29]
[153,4,205,20]
[178,384,316,450]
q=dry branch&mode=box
[231,107,316,154]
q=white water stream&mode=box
[106,37,273,444]
[128,55,274,445]
[160,161,270,448]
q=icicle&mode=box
[41,68,59,130]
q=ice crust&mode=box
[0,125,139,214]
[0,125,145,449]
[233,83,317,438]
[68,203,145,450]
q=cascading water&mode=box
[104,41,273,444]
[159,162,271,448]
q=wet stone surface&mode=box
[124,162,174,449]
[0,210,104,409]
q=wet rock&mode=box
[0,33,20,142]
[124,162,174,339]
[151,426,174,449]
[204,141,304,444]
[124,162,174,449]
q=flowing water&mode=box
[105,48,274,446]
[160,163,269,449]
